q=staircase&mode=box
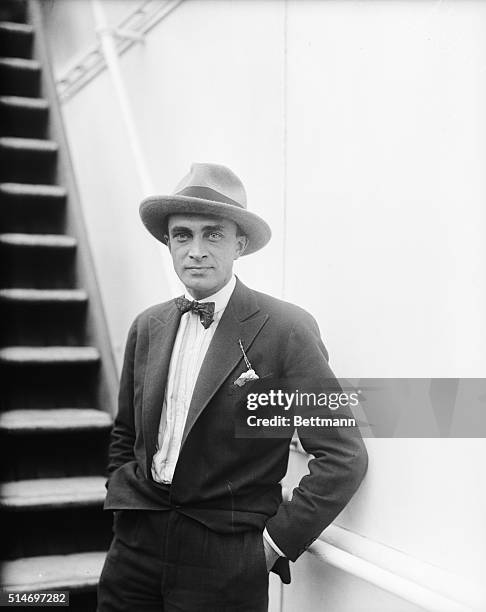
[0,2,117,609]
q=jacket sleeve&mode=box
[105,317,139,488]
[264,312,368,561]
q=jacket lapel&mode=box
[180,279,269,450]
[142,302,181,475]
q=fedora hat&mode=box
[139,163,271,255]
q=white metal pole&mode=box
[91,0,152,194]
[90,0,180,296]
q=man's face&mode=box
[166,214,247,299]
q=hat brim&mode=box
[139,195,271,255]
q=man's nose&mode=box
[188,237,207,259]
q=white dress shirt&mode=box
[151,274,237,484]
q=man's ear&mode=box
[235,235,248,259]
[164,235,171,249]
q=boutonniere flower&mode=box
[234,338,260,387]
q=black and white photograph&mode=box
[0,1,485,611]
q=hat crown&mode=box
[174,163,247,209]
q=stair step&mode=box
[3,432,110,481]
[0,476,107,510]
[0,96,48,138]
[0,349,100,413]
[0,408,111,433]
[0,95,48,110]
[0,551,106,592]
[0,57,41,97]
[0,3,28,24]
[0,137,58,184]
[0,21,33,35]
[0,22,34,59]
[0,232,76,248]
[0,233,77,289]
[0,136,57,152]
[0,288,87,303]
[0,289,89,346]
[0,346,100,365]
[0,183,66,233]
[0,57,39,70]
[0,182,65,198]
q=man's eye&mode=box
[208,232,223,241]
[174,233,189,242]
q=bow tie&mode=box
[175,296,215,329]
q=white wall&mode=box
[44,1,486,610]
[285,0,486,380]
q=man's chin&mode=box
[182,278,215,299]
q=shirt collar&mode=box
[185,275,236,314]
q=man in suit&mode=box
[97,163,368,611]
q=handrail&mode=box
[308,535,481,612]
[320,524,483,611]
[286,447,484,612]
[55,0,184,103]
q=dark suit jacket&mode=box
[104,278,368,574]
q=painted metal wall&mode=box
[43,1,486,610]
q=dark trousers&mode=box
[97,510,269,612]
